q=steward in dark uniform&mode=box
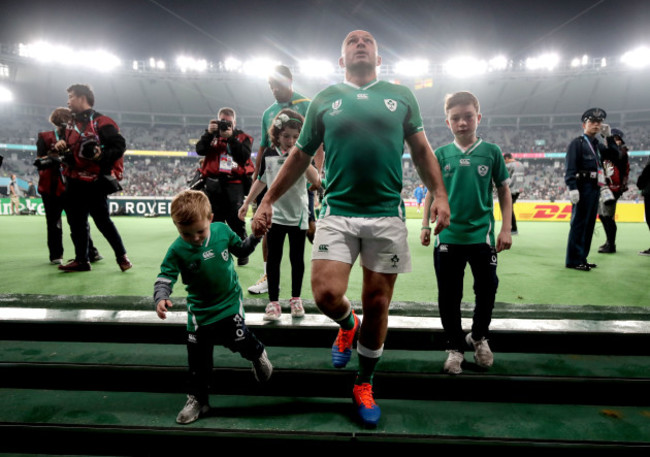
[564,108,620,271]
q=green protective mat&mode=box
[1,388,650,443]
[3,341,650,379]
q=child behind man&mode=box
[154,190,272,424]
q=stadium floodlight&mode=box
[242,58,281,78]
[176,56,208,73]
[77,50,121,72]
[224,57,242,72]
[488,55,508,72]
[443,56,487,78]
[621,46,650,69]
[18,41,121,72]
[395,59,429,77]
[571,54,590,67]
[0,85,13,103]
[525,53,560,71]
[298,59,335,77]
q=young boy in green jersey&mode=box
[154,190,271,424]
[421,91,512,375]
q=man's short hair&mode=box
[503,153,513,159]
[49,107,72,126]
[218,107,236,122]
[67,84,95,107]
[270,65,292,82]
[171,190,212,225]
[444,91,480,114]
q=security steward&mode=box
[58,83,131,272]
[195,107,254,266]
[564,107,620,271]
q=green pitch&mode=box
[0,214,648,307]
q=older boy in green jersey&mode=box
[421,91,512,375]
[154,190,271,424]
[253,30,450,427]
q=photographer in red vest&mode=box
[56,83,131,272]
[195,107,254,266]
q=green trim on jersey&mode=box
[157,222,245,332]
[260,92,311,148]
[259,147,310,229]
[435,139,510,246]
[296,79,423,219]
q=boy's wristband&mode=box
[421,226,431,231]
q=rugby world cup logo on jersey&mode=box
[330,99,343,116]
[477,165,489,177]
[384,99,397,112]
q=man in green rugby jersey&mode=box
[248,65,323,294]
[252,30,450,427]
[421,91,512,376]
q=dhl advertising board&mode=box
[494,202,645,222]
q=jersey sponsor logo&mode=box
[460,158,470,166]
[478,165,489,176]
[221,249,229,261]
[357,93,368,100]
[203,249,215,260]
[318,244,329,252]
[384,99,397,112]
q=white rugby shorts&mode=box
[311,215,411,274]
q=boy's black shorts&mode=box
[187,313,264,361]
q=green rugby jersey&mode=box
[260,91,311,149]
[435,139,509,246]
[259,147,309,229]
[297,79,423,219]
[157,222,245,332]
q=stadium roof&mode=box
[1,0,649,128]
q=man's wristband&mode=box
[421,226,431,231]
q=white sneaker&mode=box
[289,297,304,318]
[248,274,268,294]
[443,350,464,375]
[263,301,281,321]
[252,349,273,382]
[176,395,209,424]
[466,333,494,368]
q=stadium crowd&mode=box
[1,113,649,202]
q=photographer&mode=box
[597,128,630,254]
[564,108,620,271]
[195,107,253,265]
[58,83,131,272]
[35,107,102,265]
